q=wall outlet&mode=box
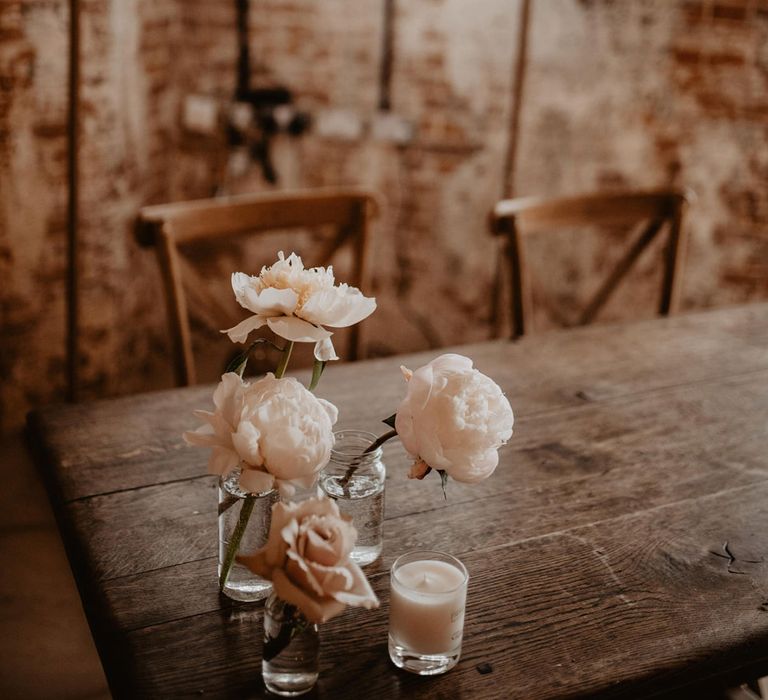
[183,94,219,134]
[314,108,364,141]
[371,111,413,144]
[229,101,254,132]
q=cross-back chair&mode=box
[489,189,693,338]
[137,188,379,386]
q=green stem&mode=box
[263,603,302,662]
[339,429,399,491]
[308,359,326,392]
[220,341,294,591]
[219,495,256,591]
[274,341,294,379]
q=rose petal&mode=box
[267,316,333,343]
[328,560,379,610]
[303,528,340,566]
[236,550,271,579]
[272,568,346,623]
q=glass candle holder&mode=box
[388,550,468,675]
[317,430,385,565]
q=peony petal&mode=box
[250,287,299,316]
[182,427,217,447]
[300,286,376,328]
[317,398,339,427]
[232,422,263,467]
[444,449,499,484]
[428,353,474,373]
[231,272,260,311]
[223,315,267,344]
[212,373,247,428]
[208,446,240,476]
[238,467,275,495]
[267,316,333,343]
[314,337,339,362]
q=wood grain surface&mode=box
[28,303,768,699]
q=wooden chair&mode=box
[137,188,379,386]
[489,189,693,338]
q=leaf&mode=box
[382,413,397,429]
[437,469,449,500]
[225,348,251,377]
[224,339,270,376]
[309,359,326,391]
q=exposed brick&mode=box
[3,0,768,430]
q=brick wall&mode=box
[0,1,69,430]
[1,0,767,431]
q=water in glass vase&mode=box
[318,430,385,566]
[262,594,319,697]
[218,469,278,601]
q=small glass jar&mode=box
[262,593,320,697]
[317,430,385,566]
[218,468,279,602]
[388,550,469,675]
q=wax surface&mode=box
[395,560,465,593]
[389,559,467,655]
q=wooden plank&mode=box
[116,482,768,699]
[28,304,768,501]
[25,305,768,698]
[80,369,768,627]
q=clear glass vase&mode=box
[318,429,385,565]
[262,593,320,697]
[218,468,279,602]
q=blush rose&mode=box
[238,497,379,623]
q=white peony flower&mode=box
[184,372,338,494]
[182,372,249,477]
[394,354,514,484]
[223,251,376,361]
[238,496,379,623]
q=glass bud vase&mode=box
[218,468,279,602]
[262,593,320,697]
[318,430,385,565]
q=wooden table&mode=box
[28,304,768,699]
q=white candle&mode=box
[389,555,468,656]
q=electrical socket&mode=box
[314,108,364,141]
[371,111,413,144]
[183,94,219,135]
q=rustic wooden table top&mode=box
[28,304,768,699]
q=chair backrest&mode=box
[489,189,693,338]
[137,187,379,386]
